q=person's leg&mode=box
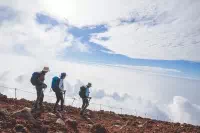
[60,92,64,111]
[81,98,86,109]
[39,90,44,107]
[83,98,89,111]
[54,92,60,112]
[80,98,86,115]
[34,86,41,109]
[81,98,89,115]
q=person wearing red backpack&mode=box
[31,67,49,110]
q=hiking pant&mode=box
[54,91,64,111]
[80,98,89,114]
[34,85,44,109]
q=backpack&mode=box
[51,76,60,92]
[30,72,40,86]
[79,86,86,98]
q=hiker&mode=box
[52,72,67,112]
[31,67,49,110]
[79,83,92,115]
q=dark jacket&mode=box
[36,72,45,86]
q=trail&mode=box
[0,93,200,133]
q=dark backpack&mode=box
[30,72,40,86]
[79,86,86,98]
[51,76,60,92]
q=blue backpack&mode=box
[30,72,40,86]
[51,76,60,92]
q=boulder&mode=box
[47,112,57,118]
[12,107,36,124]
[88,124,93,129]
[91,124,108,133]
[41,125,50,133]
[113,120,121,126]
[56,118,65,126]
[66,118,78,130]
[42,112,57,122]
[13,124,29,133]
[0,108,10,119]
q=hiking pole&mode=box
[71,98,76,106]
[63,91,66,105]
[88,97,92,103]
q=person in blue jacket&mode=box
[80,83,92,115]
[53,72,67,112]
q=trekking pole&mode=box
[63,91,66,105]
[88,97,92,103]
[71,98,76,106]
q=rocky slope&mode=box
[0,93,200,133]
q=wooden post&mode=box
[15,88,17,99]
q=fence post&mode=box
[100,104,102,110]
[135,109,137,116]
[15,88,17,99]
[71,98,76,106]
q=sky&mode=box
[0,0,200,125]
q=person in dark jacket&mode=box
[34,67,49,109]
[80,83,92,115]
[54,72,67,112]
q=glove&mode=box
[42,84,47,89]
[61,90,66,93]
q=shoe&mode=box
[80,111,83,115]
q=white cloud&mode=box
[168,96,200,125]
[111,65,181,74]
[39,0,140,26]
[34,0,200,61]
[0,0,89,60]
[0,54,200,125]
[1,0,200,61]
[90,0,200,61]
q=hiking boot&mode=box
[80,112,83,115]
[61,110,66,113]
[53,109,57,113]
[80,110,85,116]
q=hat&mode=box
[42,66,50,72]
[61,72,67,77]
[87,83,92,87]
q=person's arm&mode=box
[36,75,43,85]
[59,79,65,92]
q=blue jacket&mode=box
[85,87,90,97]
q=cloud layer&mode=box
[0,54,200,125]
[1,0,200,61]
[91,0,200,61]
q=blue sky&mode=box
[35,13,200,79]
[1,5,199,79]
